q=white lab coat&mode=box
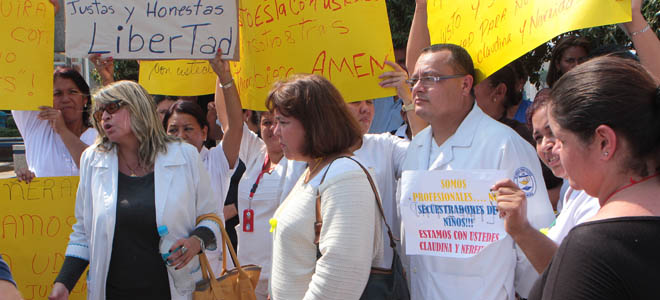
[400,104,555,300]
[65,141,221,300]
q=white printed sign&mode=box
[400,169,507,258]
[65,0,238,59]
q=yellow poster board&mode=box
[230,0,396,111]
[0,177,86,300]
[139,60,218,96]
[427,0,631,82]
[0,1,54,110]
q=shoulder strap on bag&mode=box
[196,213,245,276]
[314,158,340,246]
[314,156,397,252]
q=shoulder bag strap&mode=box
[314,156,396,254]
[196,213,244,275]
[314,157,341,245]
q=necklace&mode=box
[125,162,140,177]
[604,172,660,204]
[118,151,142,177]
[304,157,325,183]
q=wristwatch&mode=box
[402,102,415,112]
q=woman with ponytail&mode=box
[529,56,660,299]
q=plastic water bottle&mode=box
[158,225,197,294]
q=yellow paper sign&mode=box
[0,177,86,300]
[139,60,217,96]
[230,0,396,111]
[427,0,631,82]
[0,1,54,110]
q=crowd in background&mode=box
[2,0,660,299]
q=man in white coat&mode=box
[400,44,555,299]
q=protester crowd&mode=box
[2,0,660,299]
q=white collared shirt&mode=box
[354,133,409,268]
[400,103,555,300]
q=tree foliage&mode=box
[91,59,139,85]
[386,0,415,49]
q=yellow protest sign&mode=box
[230,0,395,111]
[427,0,631,82]
[139,60,217,96]
[0,0,54,110]
[0,177,86,300]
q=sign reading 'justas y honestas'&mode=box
[65,0,238,59]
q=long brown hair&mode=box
[546,35,590,88]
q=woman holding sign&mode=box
[49,80,222,300]
[491,91,600,274]
[160,53,243,274]
[268,74,383,300]
[527,56,660,299]
[212,58,307,299]
[12,67,98,182]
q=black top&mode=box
[106,172,171,299]
[0,255,15,287]
[55,171,216,295]
[224,159,246,252]
[529,216,660,300]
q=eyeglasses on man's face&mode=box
[94,100,125,122]
[406,74,466,87]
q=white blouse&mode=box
[271,157,383,300]
[12,110,97,177]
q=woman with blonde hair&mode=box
[49,80,222,300]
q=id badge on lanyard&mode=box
[243,154,272,232]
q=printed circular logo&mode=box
[513,167,536,197]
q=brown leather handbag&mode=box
[194,213,262,300]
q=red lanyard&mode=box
[248,154,273,208]
[243,154,273,233]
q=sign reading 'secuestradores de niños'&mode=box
[400,170,508,258]
[64,0,238,59]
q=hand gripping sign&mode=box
[399,170,507,258]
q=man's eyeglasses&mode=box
[94,100,125,122]
[406,74,466,87]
